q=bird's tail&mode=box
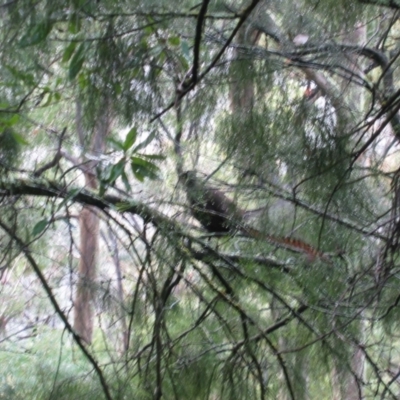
[242,226,331,263]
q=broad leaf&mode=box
[68,43,86,80]
[68,13,81,34]
[123,127,138,151]
[168,36,180,46]
[133,130,157,152]
[10,132,29,145]
[121,170,131,192]
[107,137,125,151]
[107,158,126,184]
[62,42,78,63]
[131,156,159,181]
[32,219,48,236]
[20,21,53,47]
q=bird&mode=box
[179,170,330,262]
[179,170,244,235]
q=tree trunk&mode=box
[73,101,111,344]
[74,202,99,344]
[229,24,258,114]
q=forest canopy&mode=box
[1,0,400,399]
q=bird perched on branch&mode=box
[179,170,331,263]
[179,170,243,234]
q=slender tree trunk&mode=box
[331,343,364,400]
[74,101,111,344]
[74,203,98,343]
[102,229,129,353]
[344,346,364,400]
[229,25,258,114]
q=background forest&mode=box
[1,0,400,399]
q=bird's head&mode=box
[178,170,198,187]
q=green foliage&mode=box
[19,20,53,48]
[68,43,88,81]
[0,330,95,399]
[1,0,400,399]
[98,128,164,194]
[32,218,49,236]
[0,128,21,170]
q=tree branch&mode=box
[34,127,67,177]
[192,0,211,84]
[150,0,261,122]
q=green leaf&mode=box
[178,55,189,70]
[68,43,86,80]
[123,127,138,151]
[131,156,159,169]
[7,114,20,127]
[20,21,53,47]
[131,156,159,181]
[144,25,156,36]
[115,201,138,212]
[107,158,126,184]
[132,170,144,182]
[32,219,48,236]
[41,92,53,107]
[5,66,35,86]
[114,82,122,95]
[99,182,106,197]
[121,170,131,192]
[62,42,78,63]
[10,132,29,145]
[168,36,180,46]
[133,130,157,152]
[107,137,125,151]
[68,14,81,34]
[78,72,89,89]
